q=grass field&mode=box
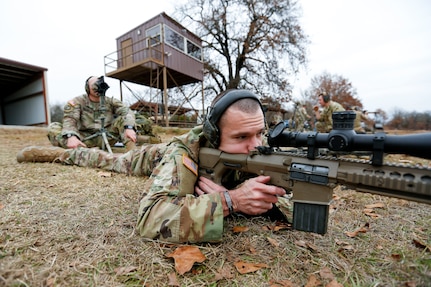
[1,126,430,286]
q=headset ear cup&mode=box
[85,76,92,94]
[202,116,219,147]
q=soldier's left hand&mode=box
[124,129,137,142]
[195,176,224,196]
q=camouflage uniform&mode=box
[57,125,291,243]
[293,105,311,131]
[315,101,345,132]
[47,94,136,148]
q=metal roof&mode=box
[0,57,47,97]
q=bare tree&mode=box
[303,71,362,109]
[175,0,309,102]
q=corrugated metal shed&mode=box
[0,57,49,126]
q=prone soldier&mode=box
[18,89,289,243]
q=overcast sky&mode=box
[1,0,430,115]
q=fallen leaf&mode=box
[294,240,318,252]
[337,244,355,252]
[304,274,320,287]
[0,203,4,210]
[345,223,370,238]
[214,265,234,281]
[234,260,269,274]
[319,267,334,280]
[326,279,343,287]
[363,209,381,218]
[45,276,55,287]
[166,246,206,275]
[365,202,385,209]
[412,238,431,252]
[114,265,138,275]
[294,240,308,248]
[335,239,349,246]
[267,237,280,247]
[233,225,249,233]
[269,279,297,287]
[167,272,179,286]
[262,222,291,231]
[391,253,402,261]
[306,242,318,252]
[98,171,112,177]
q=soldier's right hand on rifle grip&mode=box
[229,175,285,216]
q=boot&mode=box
[16,146,66,163]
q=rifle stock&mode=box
[199,136,431,234]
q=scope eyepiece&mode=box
[94,76,110,95]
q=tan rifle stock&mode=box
[198,146,431,234]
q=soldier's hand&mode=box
[124,129,137,143]
[229,176,285,216]
[195,176,225,196]
[66,136,87,149]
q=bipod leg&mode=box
[101,132,113,154]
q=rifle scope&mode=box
[268,111,431,165]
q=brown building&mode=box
[104,12,204,126]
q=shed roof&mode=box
[0,57,48,97]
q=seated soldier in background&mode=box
[313,92,345,132]
[48,76,160,151]
[17,89,290,243]
[347,106,370,134]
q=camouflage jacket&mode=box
[61,94,135,138]
[135,126,225,243]
[63,125,290,243]
[135,126,290,243]
[317,101,345,132]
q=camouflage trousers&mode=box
[48,117,128,149]
[61,143,168,176]
[59,143,293,223]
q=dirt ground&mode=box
[0,126,430,287]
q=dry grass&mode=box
[1,126,430,287]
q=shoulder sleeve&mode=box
[61,96,83,137]
[136,144,224,243]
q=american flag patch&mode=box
[182,154,198,176]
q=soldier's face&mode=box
[218,107,265,154]
[87,77,101,101]
[318,96,325,106]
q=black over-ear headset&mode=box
[85,76,93,94]
[202,89,264,148]
[320,92,330,103]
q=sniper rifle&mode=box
[199,111,431,234]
